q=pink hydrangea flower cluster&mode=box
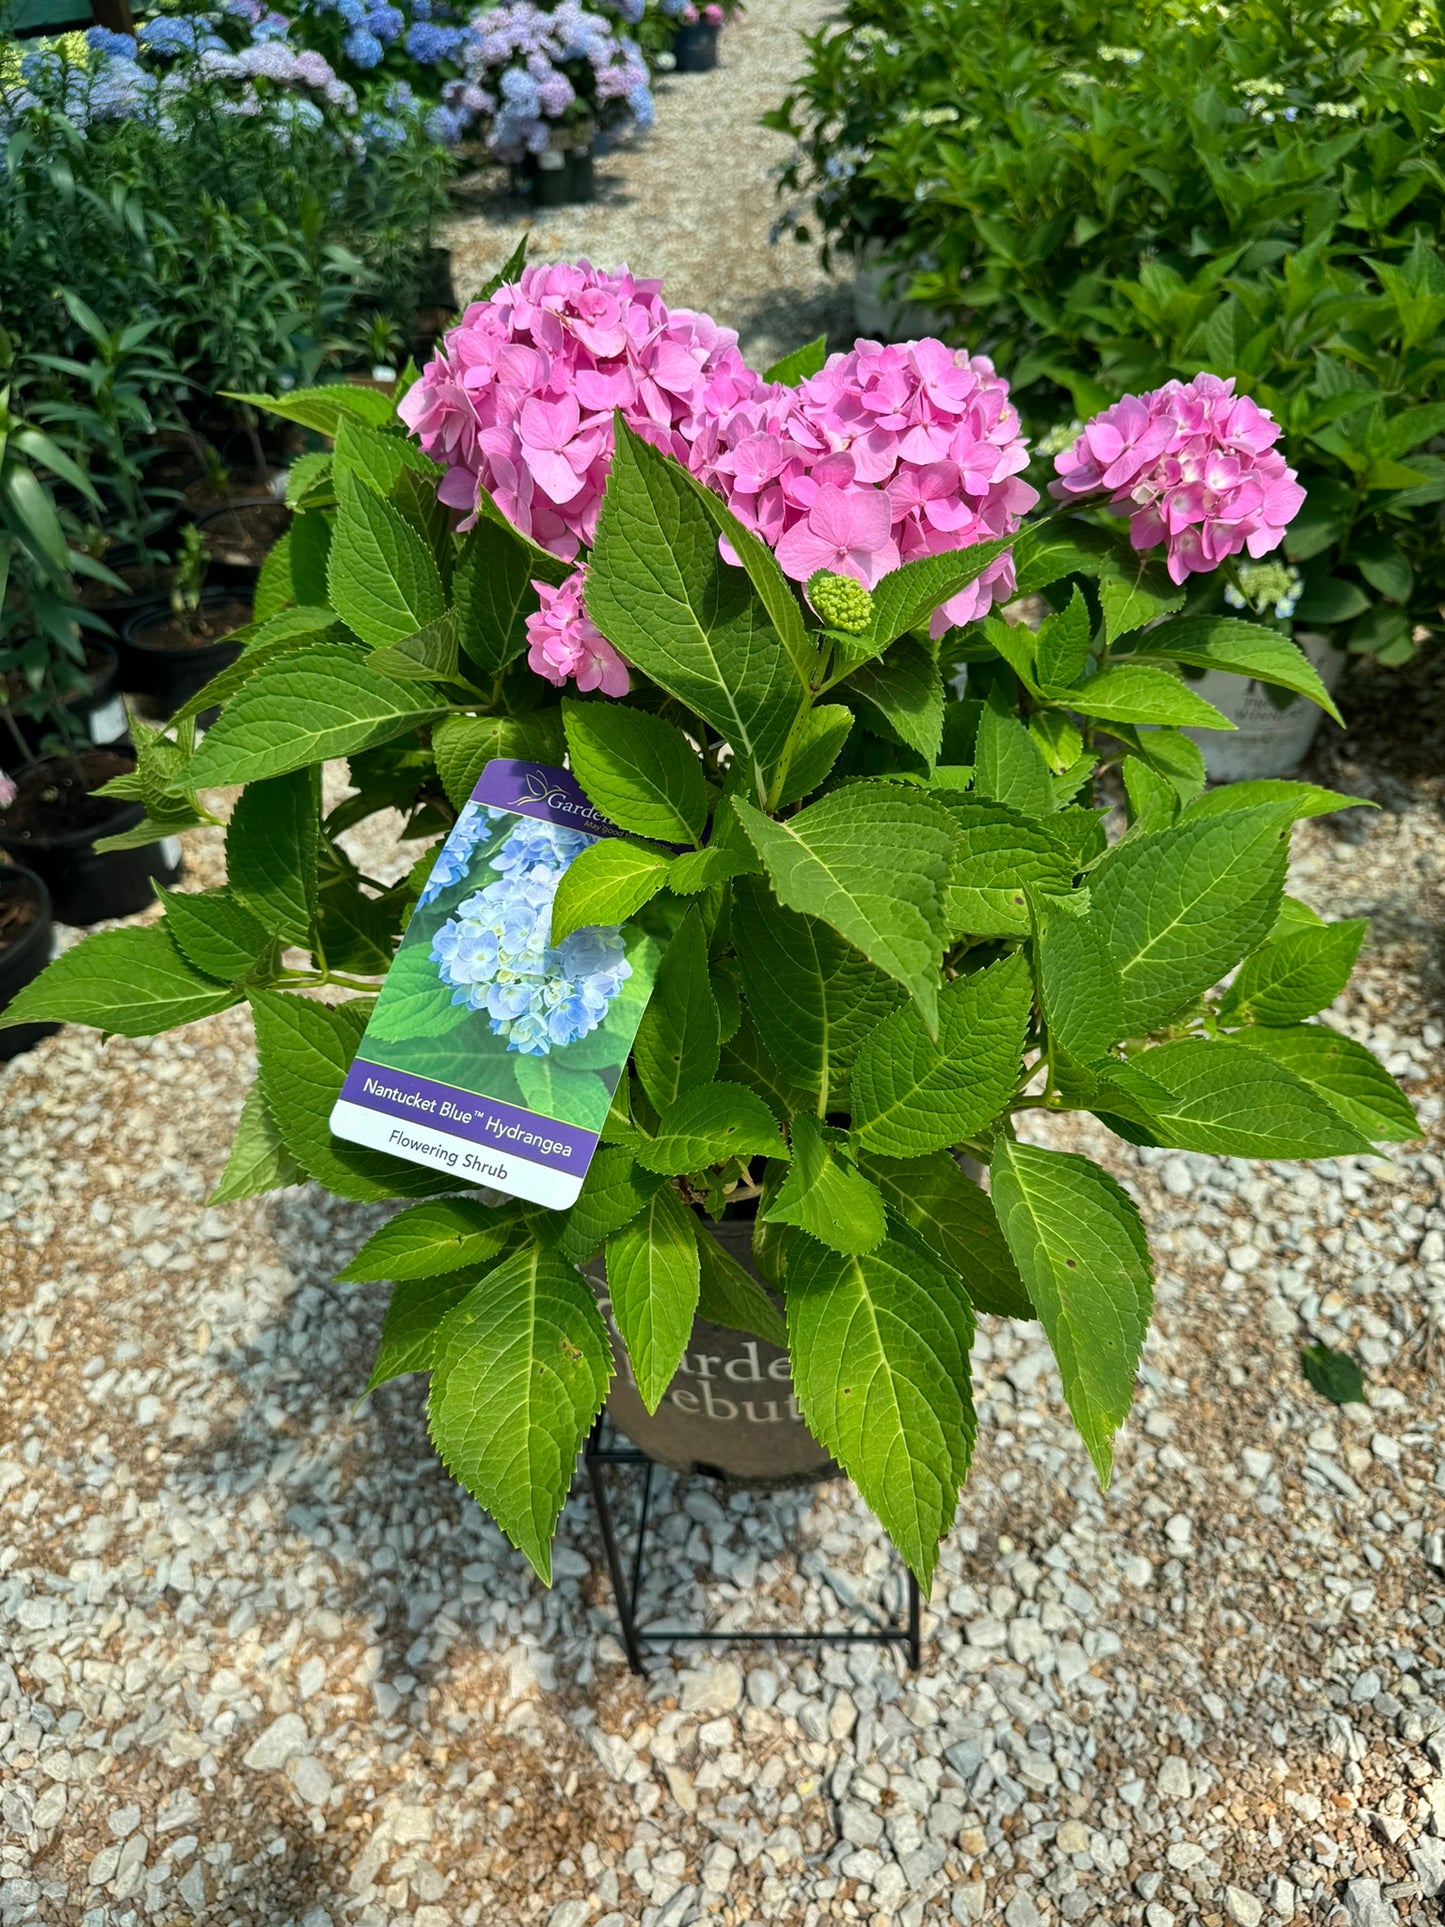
[688,338,1038,634]
[1050,373,1306,585]
[398,259,759,561]
[525,569,630,697]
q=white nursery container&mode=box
[1185,629,1347,781]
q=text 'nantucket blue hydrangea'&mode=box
[427,807,631,1056]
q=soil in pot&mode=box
[587,1204,837,1486]
[4,640,128,753]
[121,590,251,717]
[195,500,289,578]
[78,557,178,636]
[0,863,59,1061]
[0,748,183,925]
[182,467,286,515]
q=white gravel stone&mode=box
[291,1756,333,1806]
[242,1713,309,1771]
[1224,1885,1264,1926]
[1343,1879,1397,1927]
[679,1662,743,1717]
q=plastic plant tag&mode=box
[330,759,662,1209]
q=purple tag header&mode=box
[473,760,624,840]
[339,1058,598,1175]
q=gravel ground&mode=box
[442,0,853,372]
[5,16,1445,1922]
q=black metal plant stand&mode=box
[584,1417,921,1674]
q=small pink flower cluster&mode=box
[525,569,630,697]
[689,338,1038,634]
[1050,373,1306,585]
[399,259,758,561]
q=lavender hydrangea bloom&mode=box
[429,812,631,1055]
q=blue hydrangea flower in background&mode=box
[139,16,227,56]
[429,812,632,1056]
[368,4,405,45]
[343,27,384,67]
[405,21,463,63]
[84,27,138,58]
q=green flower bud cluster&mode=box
[808,570,874,634]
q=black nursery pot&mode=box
[0,864,59,1062]
[8,641,128,756]
[0,748,183,926]
[672,22,719,71]
[118,588,252,716]
[587,1202,836,1486]
[518,142,596,207]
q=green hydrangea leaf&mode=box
[860,1151,1031,1319]
[368,1272,488,1388]
[1091,803,1291,1034]
[934,794,1077,938]
[605,1184,701,1412]
[1123,615,1343,724]
[631,1082,789,1176]
[694,1229,787,1349]
[542,1145,664,1267]
[851,952,1033,1157]
[1219,918,1367,1026]
[427,1247,613,1583]
[186,646,446,789]
[1227,1024,1419,1142]
[3,924,239,1038]
[156,885,273,983]
[633,907,720,1113]
[225,767,321,951]
[337,1199,518,1283]
[786,1233,976,1589]
[732,785,956,1035]
[208,1080,303,1204]
[550,837,672,947]
[431,710,565,811]
[973,698,1055,818]
[327,471,446,649]
[732,878,903,1104]
[762,1113,888,1255]
[1300,1341,1367,1406]
[586,418,800,767]
[1066,663,1233,730]
[562,696,708,844]
[1105,1037,1376,1157]
[989,1141,1152,1484]
[450,517,540,673]
[250,990,454,1202]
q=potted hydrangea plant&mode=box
[662,0,733,74]
[11,257,1417,1591]
[459,2,653,204]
